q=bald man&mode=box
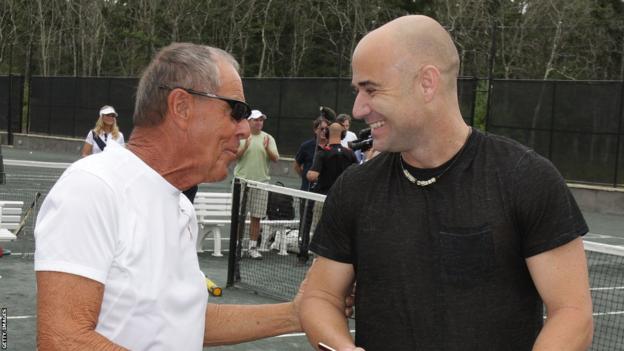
[300,15,593,351]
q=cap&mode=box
[99,106,118,117]
[248,109,266,120]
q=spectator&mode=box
[293,116,329,191]
[35,42,307,350]
[300,15,593,351]
[319,105,336,122]
[307,122,357,195]
[293,116,329,263]
[234,109,280,259]
[80,105,125,157]
[335,114,358,150]
[336,113,362,163]
[298,122,358,264]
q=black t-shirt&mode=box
[310,129,588,351]
[309,144,358,194]
[295,138,322,191]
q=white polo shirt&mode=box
[35,143,208,350]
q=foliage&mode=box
[0,0,622,79]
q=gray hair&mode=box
[133,42,240,126]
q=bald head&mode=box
[355,15,459,89]
[328,122,345,140]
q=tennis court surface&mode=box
[0,146,622,350]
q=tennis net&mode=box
[226,180,623,348]
[585,241,624,351]
[226,178,325,300]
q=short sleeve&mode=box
[512,151,588,257]
[295,144,306,164]
[268,135,279,159]
[309,151,323,173]
[84,130,94,145]
[118,133,125,146]
[34,169,120,283]
[309,175,355,263]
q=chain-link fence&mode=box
[488,80,624,187]
[1,75,623,187]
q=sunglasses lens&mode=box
[231,102,250,121]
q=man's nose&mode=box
[237,119,250,139]
[352,93,371,120]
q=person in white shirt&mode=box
[35,43,347,351]
[80,105,125,157]
[336,113,363,162]
[336,114,358,149]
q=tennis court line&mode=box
[585,233,620,240]
[4,159,71,169]
[590,286,624,291]
[593,311,624,316]
[7,315,35,320]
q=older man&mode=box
[35,43,300,350]
[300,15,593,351]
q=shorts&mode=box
[246,187,268,218]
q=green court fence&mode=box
[1,76,623,187]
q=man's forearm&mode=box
[300,296,355,350]
[267,149,279,162]
[203,303,300,346]
[532,307,593,350]
[293,162,303,176]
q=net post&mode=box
[297,199,313,264]
[226,178,242,287]
[0,145,5,184]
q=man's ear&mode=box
[417,65,440,103]
[166,88,193,130]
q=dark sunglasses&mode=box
[159,85,251,121]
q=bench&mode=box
[0,201,24,242]
[193,191,302,256]
[194,192,232,256]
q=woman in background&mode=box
[81,105,125,157]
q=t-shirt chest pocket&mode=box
[438,224,497,287]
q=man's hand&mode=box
[263,135,279,162]
[344,283,355,318]
[236,137,251,158]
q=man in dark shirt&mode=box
[307,122,357,195]
[299,15,593,351]
[294,116,329,191]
